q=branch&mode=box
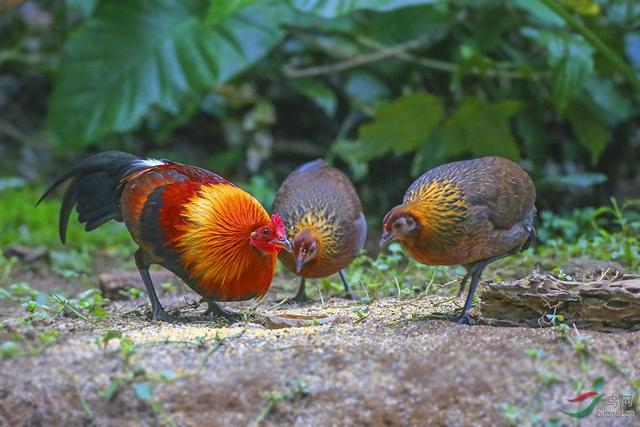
[357,36,544,80]
[284,36,433,78]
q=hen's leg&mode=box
[293,278,307,303]
[135,249,176,322]
[456,270,472,298]
[339,270,356,299]
[452,264,485,325]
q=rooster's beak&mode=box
[379,231,395,249]
[277,237,293,253]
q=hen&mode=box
[272,159,367,302]
[380,157,536,324]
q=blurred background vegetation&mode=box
[0,0,639,250]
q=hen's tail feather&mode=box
[38,151,143,243]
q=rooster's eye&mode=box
[262,228,271,237]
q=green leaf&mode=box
[133,382,154,401]
[102,330,122,347]
[540,172,607,188]
[440,98,521,160]
[359,93,444,156]
[0,341,21,360]
[515,110,547,169]
[584,77,633,126]
[209,2,293,83]
[513,0,565,26]
[345,71,390,105]
[291,78,337,116]
[523,29,593,112]
[288,0,441,19]
[48,0,292,145]
[552,54,592,113]
[566,103,610,165]
[333,94,443,167]
[102,379,122,401]
[591,376,605,392]
[205,0,255,25]
[330,139,370,180]
[354,3,449,45]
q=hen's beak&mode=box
[295,253,305,273]
[379,231,395,249]
[276,237,293,253]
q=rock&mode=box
[563,258,624,281]
[265,313,336,329]
[477,271,640,331]
[3,244,48,263]
[98,270,175,300]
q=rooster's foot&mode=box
[152,307,179,323]
[202,300,242,321]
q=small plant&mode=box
[118,287,144,300]
[252,379,310,426]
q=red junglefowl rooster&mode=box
[272,159,367,302]
[38,151,292,322]
[380,157,536,325]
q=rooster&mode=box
[272,159,366,302]
[39,151,292,322]
[380,157,536,324]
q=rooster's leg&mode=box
[339,270,355,299]
[293,278,307,303]
[135,250,176,322]
[203,300,241,320]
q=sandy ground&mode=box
[1,270,639,427]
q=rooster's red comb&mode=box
[271,213,286,237]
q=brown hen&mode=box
[380,157,536,324]
[272,159,367,302]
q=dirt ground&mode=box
[1,267,639,427]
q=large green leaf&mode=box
[512,0,564,27]
[48,0,291,145]
[332,93,443,177]
[291,78,337,117]
[205,0,255,25]
[208,3,293,82]
[522,28,593,112]
[566,103,610,165]
[359,93,443,157]
[288,0,441,19]
[441,98,521,160]
[354,3,449,45]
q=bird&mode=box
[272,159,367,302]
[380,157,536,324]
[38,151,292,322]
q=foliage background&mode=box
[1,0,639,235]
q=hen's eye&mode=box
[262,228,271,237]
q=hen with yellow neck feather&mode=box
[272,159,366,302]
[381,157,536,325]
